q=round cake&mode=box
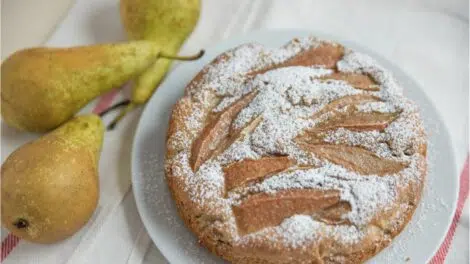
[165,36,427,264]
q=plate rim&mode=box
[131,29,459,264]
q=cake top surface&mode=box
[166,36,427,248]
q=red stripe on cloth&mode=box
[1,234,20,262]
[0,91,120,262]
[92,89,120,115]
[430,155,469,264]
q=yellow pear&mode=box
[108,0,202,128]
[1,41,162,132]
[1,114,103,243]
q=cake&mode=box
[165,36,427,263]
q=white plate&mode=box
[131,30,458,264]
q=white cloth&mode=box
[1,0,468,263]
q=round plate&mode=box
[131,30,458,264]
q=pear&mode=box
[1,41,162,132]
[1,114,103,243]
[108,0,202,128]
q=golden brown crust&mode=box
[165,36,427,264]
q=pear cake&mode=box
[165,36,427,264]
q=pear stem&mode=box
[107,103,136,130]
[98,100,131,118]
[13,218,29,229]
[159,50,205,61]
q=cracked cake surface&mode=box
[164,36,427,264]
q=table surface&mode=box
[1,0,468,264]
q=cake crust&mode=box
[165,37,427,264]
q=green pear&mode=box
[1,114,103,243]
[108,0,202,128]
[1,41,162,132]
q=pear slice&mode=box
[313,94,380,119]
[321,72,379,91]
[281,42,344,69]
[190,91,257,171]
[212,116,263,160]
[312,201,352,225]
[248,42,344,76]
[314,109,399,132]
[233,189,340,234]
[223,156,294,191]
[298,144,406,176]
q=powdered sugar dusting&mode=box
[357,101,396,113]
[338,49,403,95]
[239,215,364,248]
[166,36,427,251]
[191,36,328,100]
[227,158,425,226]
[324,128,392,158]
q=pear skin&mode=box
[132,58,173,105]
[1,114,103,243]
[121,0,200,49]
[120,0,201,102]
[107,0,201,128]
[1,41,160,132]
